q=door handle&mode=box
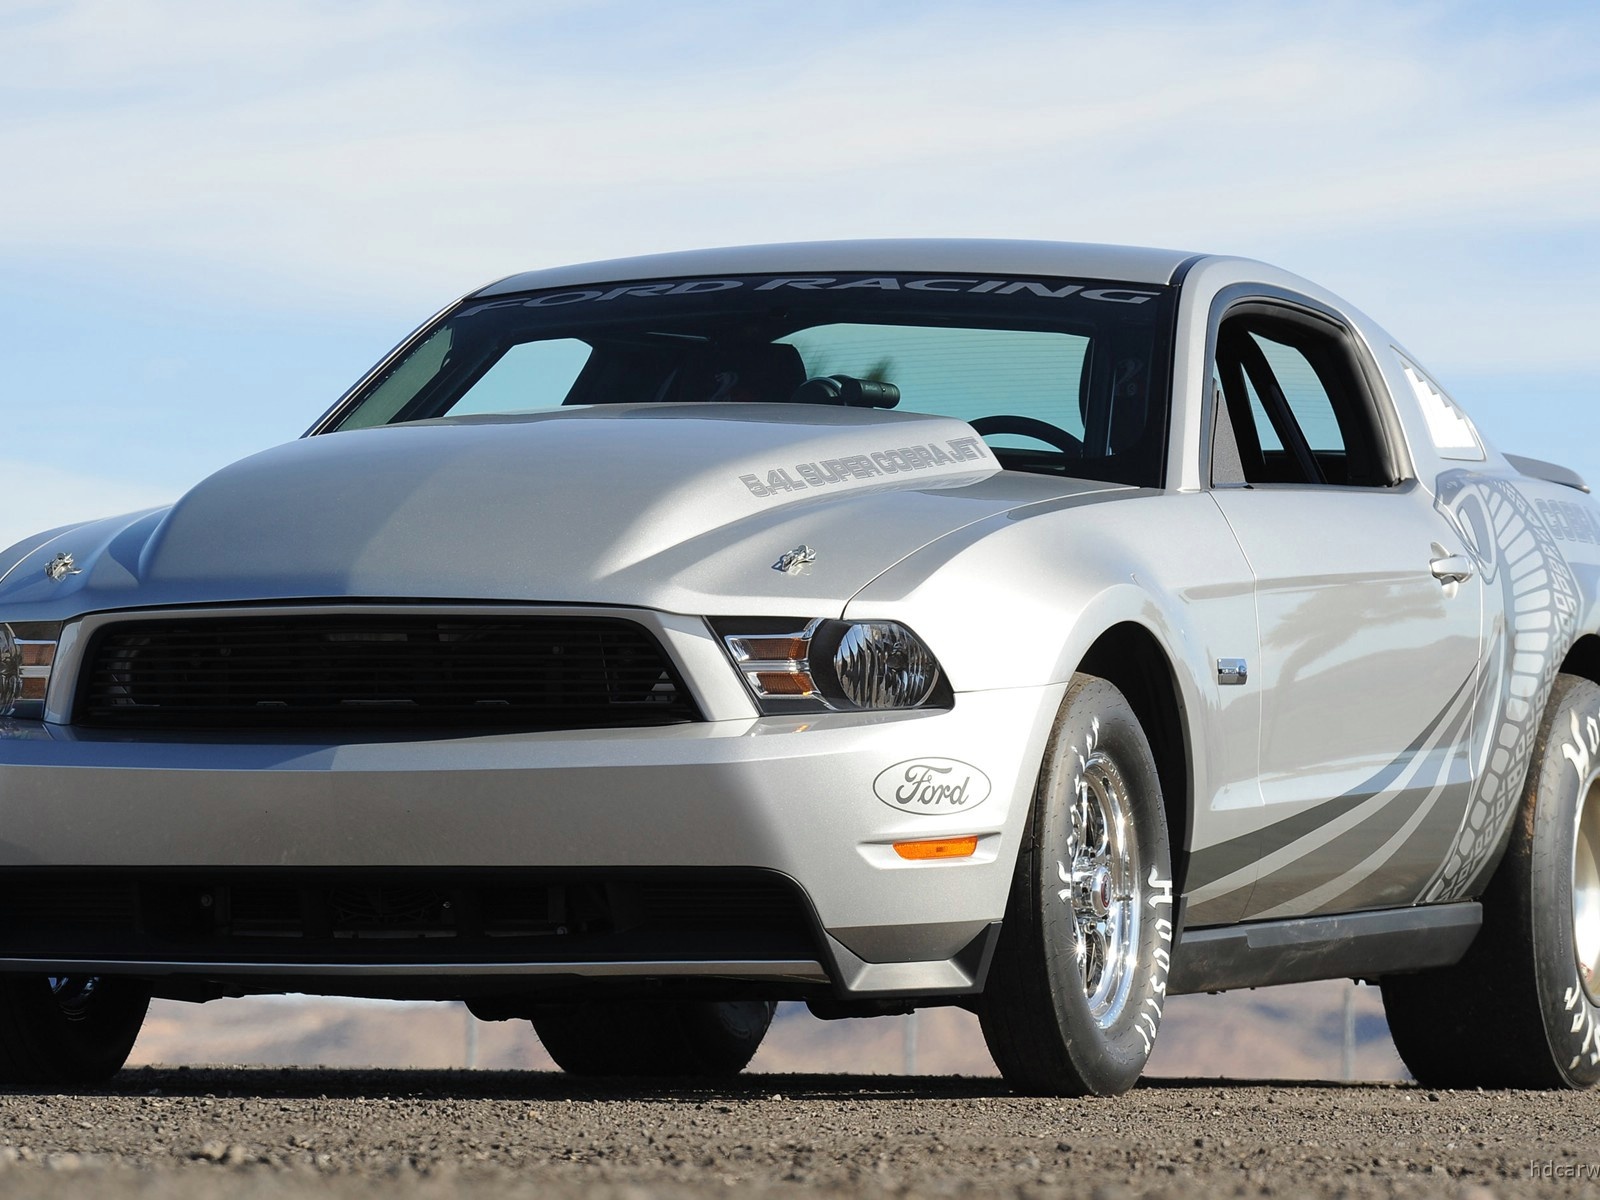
[1430,552,1474,585]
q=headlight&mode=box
[0,622,62,720]
[714,618,949,714]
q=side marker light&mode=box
[892,836,980,861]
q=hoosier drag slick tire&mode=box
[980,673,1173,1096]
[530,999,776,1077]
[0,974,150,1084]
[1382,673,1600,1089]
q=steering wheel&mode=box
[969,415,1083,456]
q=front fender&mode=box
[844,488,1261,902]
[843,490,1249,695]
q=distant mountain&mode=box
[129,980,1407,1081]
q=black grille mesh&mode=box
[77,614,699,730]
[0,870,817,966]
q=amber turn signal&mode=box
[752,670,816,696]
[892,835,979,861]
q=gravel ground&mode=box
[1,1067,1597,1199]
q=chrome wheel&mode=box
[1575,773,1600,1005]
[1058,747,1140,1026]
[981,673,1170,1096]
[0,974,149,1084]
[47,976,101,1021]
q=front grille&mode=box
[0,870,818,967]
[76,613,700,731]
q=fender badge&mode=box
[44,553,81,583]
[1216,657,1248,686]
[772,544,816,575]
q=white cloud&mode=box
[0,1,1592,554]
[2,0,494,85]
[0,0,1595,407]
[3,0,1597,315]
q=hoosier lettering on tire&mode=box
[979,674,1173,1097]
[1382,674,1600,1089]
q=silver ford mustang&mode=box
[2,240,1598,1095]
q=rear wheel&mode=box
[1382,673,1600,1089]
[0,975,150,1085]
[980,674,1173,1096]
[530,999,775,1077]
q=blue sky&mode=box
[2,0,1597,549]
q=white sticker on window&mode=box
[1399,356,1483,460]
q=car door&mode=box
[1204,298,1483,921]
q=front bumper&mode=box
[0,684,1061,998]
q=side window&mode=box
[1240,367,1282,451]
[1397,354,1484,461]
[1210,306,1391,487]
[1251,333,1342,452]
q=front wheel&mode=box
[0,975,150,1085]
[530,999,776,1077]
[980,673,1173,1096]
[1382,673,1600,1089]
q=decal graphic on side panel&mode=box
[1182,672,1478,923]
[1421,471,1582,902]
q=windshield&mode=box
[325,272,1175,486]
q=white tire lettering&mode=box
[1147,869,1174,908]
[1564,710,1592,783]
[1563,968,1600,1068]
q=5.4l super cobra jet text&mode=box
[739,436,989,499]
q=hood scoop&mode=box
[136,404,1000,606]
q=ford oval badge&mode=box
[873,758,992,814]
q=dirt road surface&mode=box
[1,1067,1597,1200]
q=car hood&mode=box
[0,404,1126,618]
